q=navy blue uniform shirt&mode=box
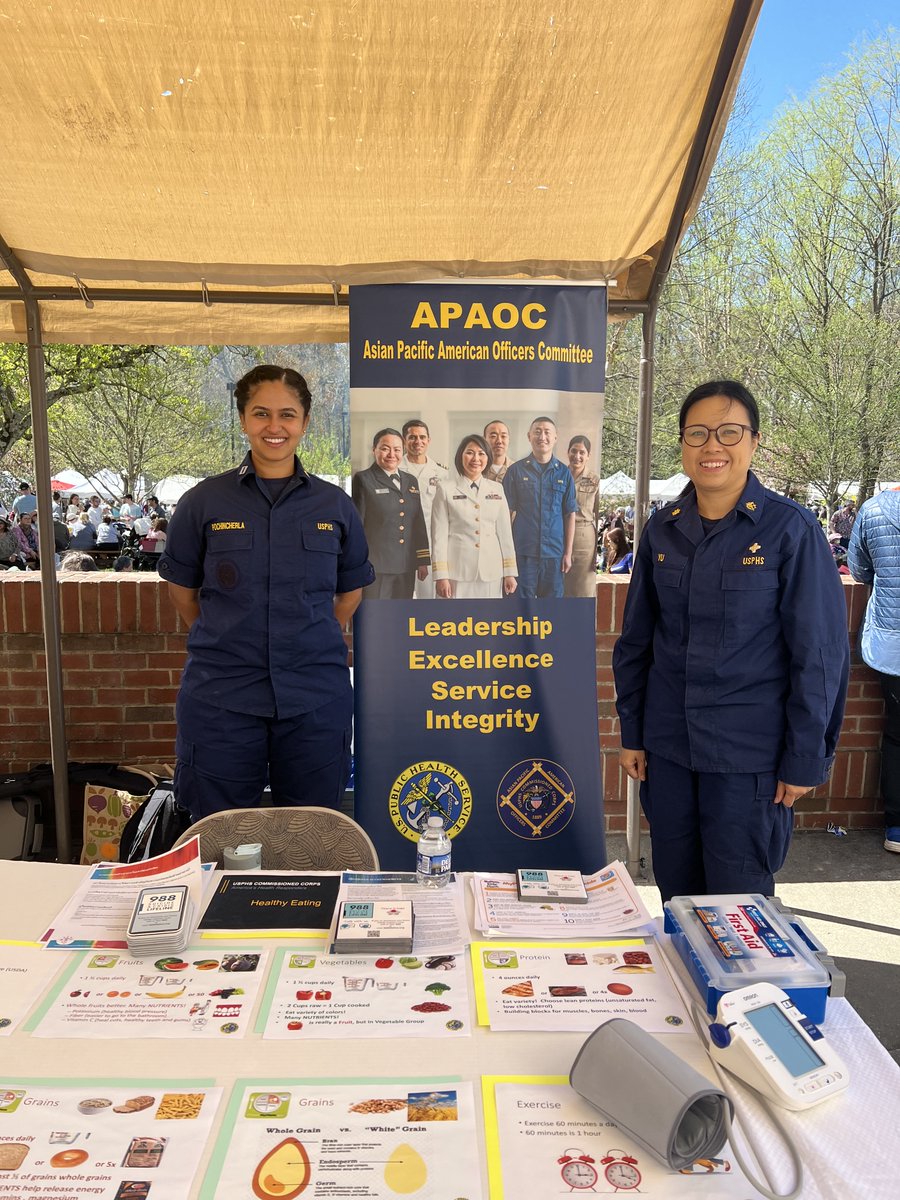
[613,472,849,784]
[159,454,374,719]
[502,455,578,558]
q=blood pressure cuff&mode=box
[570,1018,732,1171]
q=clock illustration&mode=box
[557,1148,598,1191]
[600,1149,642,1192]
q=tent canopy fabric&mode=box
[155,475,201,505]
[0,0,761,345]
[599,470,636,496]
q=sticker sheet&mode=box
[0,1079,221,1200]
[0,947,65,1036]
[482,1078,754,1200]
[469,940,691,1033]
[201,1079,483,1200]
[260,948,470,1039]
[28,948,268,1040]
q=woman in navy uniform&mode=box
[430,434,518,598]
[613,381,849,901]
[159,365,374,819]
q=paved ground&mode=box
[608,828,900,1064]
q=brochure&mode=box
[331,899,415,955]
[0,1078,221,1200]
[28,947,268,1040]
[469,938,691,1033]
[0,946,65,1036]
[472,861,653,939]
[198,872,341,938]
[40,840,209,951]
[516,867,588,903]
[337,871,469,954]
[259,946,470,1039]
[482,1077,753,1200]
[200,1078,483,1200]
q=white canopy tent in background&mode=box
[649,472,690,502]
[598,470,636,496]
[154,475,201,506]
[0,0,763,867]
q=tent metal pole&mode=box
[625,305,657,880]
[23,298,73,862]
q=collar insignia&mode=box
[745,501,757,511]
[749,542,761,553]
[671,507,681,515]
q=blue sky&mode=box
[743,0,896,131]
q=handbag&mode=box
[117,782,192,863]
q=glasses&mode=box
[680,423,756,447]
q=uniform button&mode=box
[398,498,405,505]
[474,503,480,509]
[475,543,480,548]
[399,525,405,531]
[399,538,405,544]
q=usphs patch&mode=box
[388,762,473,843]
[496,759,576,839]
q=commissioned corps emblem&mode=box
[497,759,576,839]
[389,762,473,843]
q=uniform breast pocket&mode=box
[653,560,688,638]
[301,526,341,594]
[722,568,780,643]
[205,530,253,592]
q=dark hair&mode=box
[123,493,133,501]
[372,427,403,449]
[234,364,312,419]
[102,514,113,524]
[604,526,630,568]
[18,481,30,490]
[52,491,61,500]
[568,434,591,453]
[454,434,492,477]
[0,518,9,531]
[483,419,509,435]
[678,380,760,434]
[402,419,429,437]
[153,518,169,532]
[529,415,557,430]
[113,554,133,572]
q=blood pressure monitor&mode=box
[707,982,848,1110]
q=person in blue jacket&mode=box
[848,489,900,853]
[613,381,849,900]
[159,365,375,819]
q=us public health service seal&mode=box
[496,759,576,839]
[389,762,473,843]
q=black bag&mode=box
[117,783,192,863]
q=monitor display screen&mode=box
[745,1003,825,1078]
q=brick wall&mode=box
[0,574,884,832]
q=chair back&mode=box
[173,806,380,871]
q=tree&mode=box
[748,33,900,508]
[47,349,232,495]
[0,343,155,462]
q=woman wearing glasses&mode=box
[613,380,849,901]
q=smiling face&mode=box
[484,421,510,463]
[680,393,759,514]
[527,420,557,462]
[568,441,589,475]
[403,424,430,463]
[373,434,403,474]
[239,379,309,477]
[460,441,489,480]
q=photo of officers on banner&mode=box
[351,414,601,600]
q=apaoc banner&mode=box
[353,598,607,872]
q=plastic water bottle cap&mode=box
[426,815,444,829]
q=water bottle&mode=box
[416,815,451,888]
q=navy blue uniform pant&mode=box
[517,556,564,598]
[174,690,352,820]
[640,753,793,901]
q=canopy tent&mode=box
[598,471,636,497]
[649,472,690,501]
[0,0,760,344]
[154,475,202,505]
[0,0,763,865]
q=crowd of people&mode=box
[0,482,171,571]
